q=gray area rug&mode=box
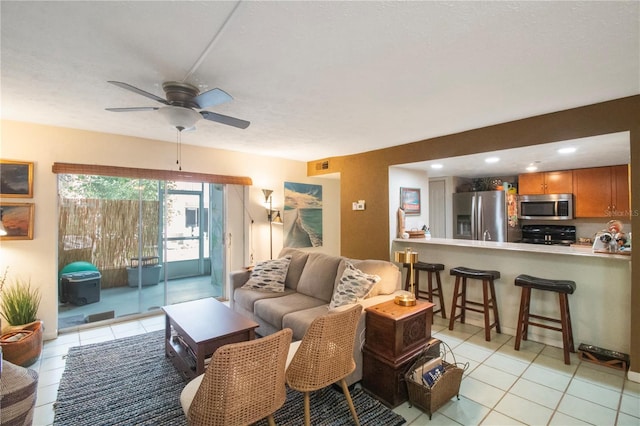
[54,330,406,425]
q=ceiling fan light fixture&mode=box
[158,106,201,130]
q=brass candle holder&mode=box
[394,248,418,306]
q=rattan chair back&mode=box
[286,304,362,391]
[187,328,292,426]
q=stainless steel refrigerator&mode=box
[452,190,520,242]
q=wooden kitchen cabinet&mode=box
[518,170,573,194]
[612,164,630,216]
[573,165,629,218]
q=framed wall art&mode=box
[0,159,34,197]
[0,202,35,240]
[400,187,421,215]
[284,182,323,248]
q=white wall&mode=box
[388,166,429,243]
[0,120,340,339]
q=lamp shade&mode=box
[271,211,283,224]
[0,220,6,236]
[158,106,201,130]
[262,189,273,202]
[394,249,418,264]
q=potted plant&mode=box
[0,267,43,367]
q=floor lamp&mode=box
[262,189,283,259]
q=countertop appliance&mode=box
[518,193,574,220]
[453,190,521,242]
[521,224,576,246]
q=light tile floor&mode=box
[31,314,640,425]
[395,317,640,426]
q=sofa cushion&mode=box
[296,252,342,302]
[329,261,380,309]
[282,305,330,340]
[254,293,327,330]
[351,259,401,296]
[278,248,310,290]
[234,287,296,312]
[242,256,292,292]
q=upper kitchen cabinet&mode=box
[518,170,573,194]
[573,165,630,218]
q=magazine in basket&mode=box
[404,339,466,419]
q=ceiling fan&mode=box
[105,80,250,130]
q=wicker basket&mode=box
[407,230,425,238]
[404,339,465,419]
[0,320,43,367]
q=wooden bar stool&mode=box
[448,266,501,341]
[514,274,576,365]
[404,262,447,318]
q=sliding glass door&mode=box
[57,175,225,330]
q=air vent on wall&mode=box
[315,161,330,171]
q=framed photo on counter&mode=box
[400,187,421,215]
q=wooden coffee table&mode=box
[162,297,259,380]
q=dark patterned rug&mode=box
[54,330,406,425]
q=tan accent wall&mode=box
[309,95,640,376]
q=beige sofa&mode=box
[230,248,402,385]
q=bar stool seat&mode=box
[515,274,576,294]
[514,274,576,365]
[449,266,501,341]
[403,262,447,318]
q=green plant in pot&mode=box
[0,267,44,367]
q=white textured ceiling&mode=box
[1,1,638,169]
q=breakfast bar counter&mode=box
[392,238,632,354]
[395,237,631,259]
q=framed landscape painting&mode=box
[0,159,34,197]
[400,187,421,215]
[284,182,323,248]
[0,202,35,240]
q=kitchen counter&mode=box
[393,237,631,260]
[392,237,632,354]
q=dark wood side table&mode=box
[162,297,259,380]
[362,299,434,408]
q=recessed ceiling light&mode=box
[431,164,443,169]
[558,147,577,154]
[526,165,538,172]
[485,157,500,164]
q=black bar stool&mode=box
[403,262,447,318]
[449,266,501,341]
[514,274,576,365]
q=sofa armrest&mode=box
[229,269,252,308]
[360,293,397,310]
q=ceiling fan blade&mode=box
[107,81,169,105]
[193,88,233,109]
[105,107,160,112]
[200,111,250,129]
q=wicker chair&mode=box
[285,304,363,426]
[180,328,292,426]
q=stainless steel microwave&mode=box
[517,194,574,220]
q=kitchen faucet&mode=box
[483,230,491,241]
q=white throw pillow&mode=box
[241,256,292,292]
[329,261,380,309]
